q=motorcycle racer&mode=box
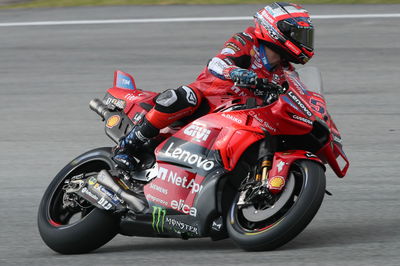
[113,2,315,171]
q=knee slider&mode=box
[154,86,199,113]
[155,89,178,108]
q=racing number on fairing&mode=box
[310,98,325,114]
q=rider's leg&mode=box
[113,86,203,170]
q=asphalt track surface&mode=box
[1,4,399,266]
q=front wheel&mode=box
[38,147,120,254]
[227,160,326,251]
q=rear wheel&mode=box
[38,147,120,254]
[227,160,326,251]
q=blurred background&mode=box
[0,1,399,266]
[2,0,400,8]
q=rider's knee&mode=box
[154,86,201,113]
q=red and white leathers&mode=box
[144,26,294,132]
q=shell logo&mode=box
[268,176,285,190]
[106,115,121,129]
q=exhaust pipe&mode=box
[97,170,146,213]
[89,98,109,119]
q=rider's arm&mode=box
[207,29,256,81]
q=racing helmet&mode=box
[254,2,314,64]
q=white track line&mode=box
[0,13,400,27]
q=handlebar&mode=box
[234,78,285,94]
[234,78,286,105]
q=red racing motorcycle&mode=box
[38,67,349,253]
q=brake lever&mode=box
[233,81,256,89]
[254,79,287,105]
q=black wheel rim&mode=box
[46,159,112,228]
[230,165,304,234]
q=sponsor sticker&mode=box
[221,113,243,124]
[164,142,215,171]
[152,206,166,233]
[94,185,123,204]
[221,48,236,55]
[285,40,302,55]
[241,32,253,41]
[171,199,197,217]
[151,206,199,235]
[97,197,112,210]
[212,221,222,231]
[146,194,169,206]
[165,217,199,235]
[183,125,211,142]
[223,58,234,65]
[150,183,168,195]
[124,93,136,101]
[289,113,313,125]
[230,86,248,97]
[208,57,229,76]
[116,72,135,90]
[106,115,121,128]
[287,91,313,117]
[157,167,203,194]
[81,187,99,201]
[233,34,246,46]
[104,96,126,109]
[268,176,285,190]
[225,42,241,52]
[262,10,276,24]
[249,111,277,132]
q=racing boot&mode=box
[112,119,160,171]
[112,126,150,171]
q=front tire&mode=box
[227,160,326,251]
[38,147,120,254]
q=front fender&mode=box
[267,150,325,194]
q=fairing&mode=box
[102,68,348,238]
[103,70,158,125]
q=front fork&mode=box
[237,134,277,207]
[255,133,277,185]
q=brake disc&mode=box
[241,173,295,223]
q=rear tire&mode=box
[38,147,120,254]
[227,160,326,251]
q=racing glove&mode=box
[223,67,257,85]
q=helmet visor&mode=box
[278,18,314,51]
[290,26,314,51]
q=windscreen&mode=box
[295,67,324,95]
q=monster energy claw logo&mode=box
[152,206,166,233]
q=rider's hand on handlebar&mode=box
[229,68,257,85]
[252,79,286,105]
[255,78,285,94]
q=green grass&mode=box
[2,0,400,9]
